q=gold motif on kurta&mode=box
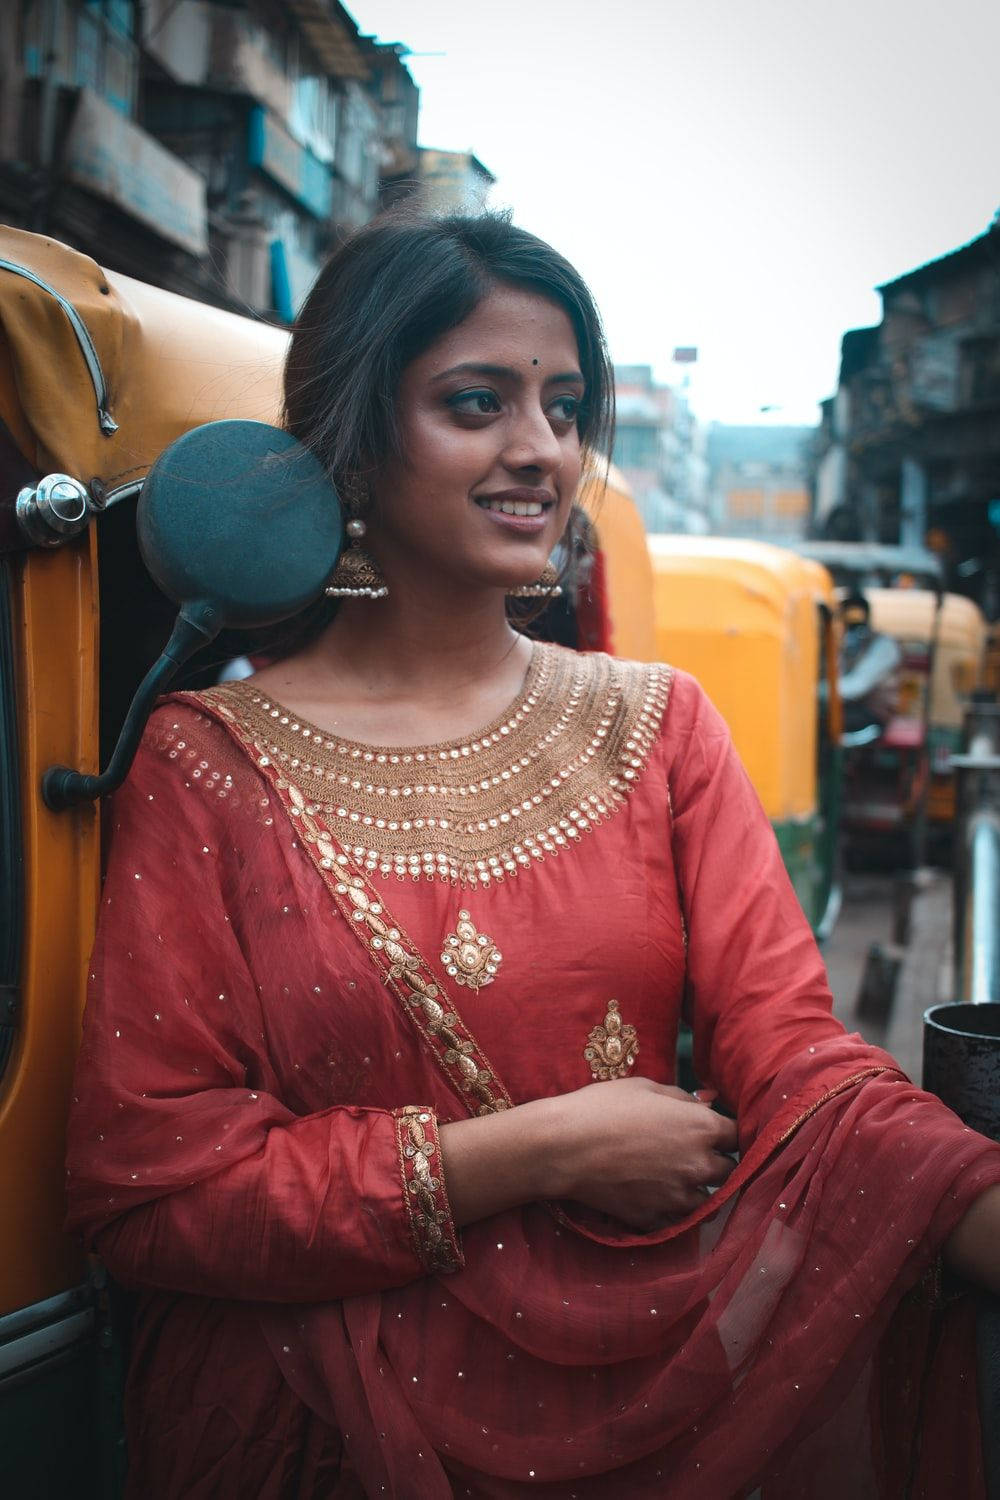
[440,910,501,990]
[585,1000,638,1080]
[200,644,672,888]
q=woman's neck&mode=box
[249,581,536,747]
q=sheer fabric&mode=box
[65,655,1000,1498]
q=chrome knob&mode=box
[16,473,92,547]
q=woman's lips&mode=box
[474,495,554,535]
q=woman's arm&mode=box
[440,1078,737,1229]
[945,1184,1000,1294]
[665,671,1000,1293]
[67,715,459,1300]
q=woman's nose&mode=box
[502,406,563,474]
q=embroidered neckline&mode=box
[199,644,672,888]
[243,639,547,760]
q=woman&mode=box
[67,213,1000,1499]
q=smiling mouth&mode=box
[475,497,553,517]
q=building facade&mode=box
[0,1,419,322]
[707,424,812,544]
[611,364,708,533]
[814,217,1000,617]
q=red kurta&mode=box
[66,645,1000,1498]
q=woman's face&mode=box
[370,284,585,596]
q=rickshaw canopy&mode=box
[578,460,657,662]
[868,587,987,733]
[0,225,287,497]
[648,535,832,821]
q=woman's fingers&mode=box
[710,1115,739,1153]
[702,1151,736,1187]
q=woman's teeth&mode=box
[478,498,546,516]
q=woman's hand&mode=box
[439,1078,737,1230]
[543,1078,738,1228]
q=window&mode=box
[76,2,138,115]
[288,75,337,165]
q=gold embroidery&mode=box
[395,1106,463,1274]
[198,688,515,1117]
[321,866,509,1114]
[199,644,672,888]
[584,1000,639,1080]
[440,909,502,990]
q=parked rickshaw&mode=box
[866,587,987,831]
[0,224,296,1496]
[647,534,843,938]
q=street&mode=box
[824,865,954,1084]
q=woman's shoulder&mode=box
[538,643,717,747]
[143,688,246,762]
[114,688,264,826]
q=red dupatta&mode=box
[66,661,1000,1499]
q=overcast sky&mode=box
[358,0,999,426]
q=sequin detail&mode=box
[196,645,672,887]
[584,1000,639,1080]
[440,909,502,990]
[395,1106,463,1274]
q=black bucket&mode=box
[923,1002,1000,1500]
[923,1003,1000,1141]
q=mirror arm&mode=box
[41,603,220,812]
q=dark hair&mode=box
[284,208,614,484]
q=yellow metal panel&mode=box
[0,537,99,1315]
[648,536,820,821]
[579,463,657,662]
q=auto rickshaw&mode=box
[0,225,295,1497]
[647,534,843,939]
[866,587,987,832]
[0,225,664,1495]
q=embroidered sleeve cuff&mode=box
[394,1106,464,1275]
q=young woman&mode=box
[67,214,1000,1499]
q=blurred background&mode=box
[2,0,999,612]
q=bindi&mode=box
[532,358,539,366]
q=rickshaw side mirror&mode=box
[42,420,342,811]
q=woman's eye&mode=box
[448,389,501,417]
[548,395,581,425]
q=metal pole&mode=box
[952,697,1000,1005]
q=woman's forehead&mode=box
[419,285,580,373]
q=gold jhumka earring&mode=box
[324,475,389,599]
[507,560,563,598]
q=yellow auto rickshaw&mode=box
[0,224,293,1496]
[647,534,842,938]
[866,587,987,828]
